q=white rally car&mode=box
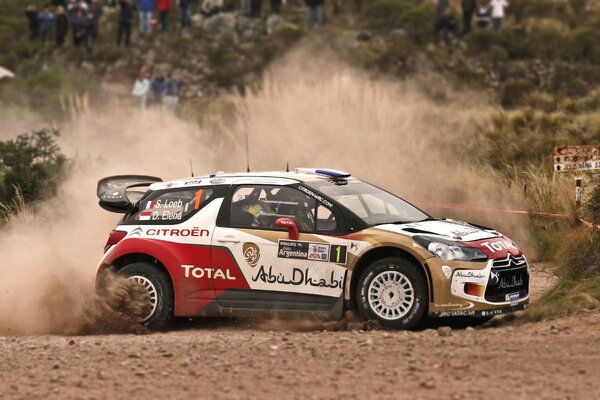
[96,169,529,329]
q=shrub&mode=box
[0,129,67,209]
[394,5,434,44]
[528,27,568,61]
[500,79,536,108]
[362,0,413,31]
[570,27,600,64]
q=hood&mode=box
[376,219,501,242]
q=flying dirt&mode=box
[0,50,532,335]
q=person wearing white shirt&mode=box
[489,0,508,31]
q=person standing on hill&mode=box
[88,0,103,40]
[461,0,476,35]
[71,7,87,46]
[25,5,41,41]
[39,8,56,42]
[55,6,69,46]
[132,66,151,110]
[435,0,448,32]
[180,0,193,28]
[305,0,324,29]
[84,12,97,53]
[117,0,135,46]
[138,0,154,34]
[489,0,508,31]
[157,0,172,32]
[241,0,251,17]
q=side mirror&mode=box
[275,217,299,240]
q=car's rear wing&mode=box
[97,175,162,213]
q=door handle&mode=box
[216,235,240,243]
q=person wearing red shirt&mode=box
[157,0,172,31]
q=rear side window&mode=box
[130,188,213,223]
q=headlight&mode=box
[414,236,487,262]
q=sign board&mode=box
[553,146,600,172]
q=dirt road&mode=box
[1,265,597,400]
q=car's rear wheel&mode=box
[356,256,428,329]
[119,263,174,330]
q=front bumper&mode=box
[426,255,530,317]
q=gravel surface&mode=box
[2,264,596,400]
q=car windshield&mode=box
[305,180,430,226]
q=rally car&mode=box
[96,169,529,330]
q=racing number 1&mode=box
[329,245,347,264]
[194,189,204,210]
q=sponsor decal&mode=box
[454,271,486,279]
[350,242,359,252]
[441,265,452,279]
[181,265,236,280]
[278,240,347,264]
[479,240,518,254]
[146,227,210,237]
[438,309,476,317]
[139,211,152,221]
[184,179,203,185]
[251,265,343,289]
[434,301,475,309]
[210,178,225,184]
[506,292,520,303]
[498,275,525,290]
[297,186,334,208]
[242,242,261,267]
[128,227,144,237]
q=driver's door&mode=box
[211,184,349,312]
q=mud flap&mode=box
[329,293,345,321]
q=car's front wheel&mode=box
[119,263,174,330]
[356,256,428,329]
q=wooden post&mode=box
[575,177,582,209]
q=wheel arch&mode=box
[348,246,433,310]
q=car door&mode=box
[211,184,350,312]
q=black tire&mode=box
[119,263,174,331]
[356,256,428,329]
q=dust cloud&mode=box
[0,47,529,335]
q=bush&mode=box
[500,79,536,108]
[394,5,434,44]
[0,129,67,210]
[528,27,568,61]
[362,0,413,31]
[570,27,600,64]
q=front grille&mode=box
[485,263,529,303]
[492,255,527,268]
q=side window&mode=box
[316,204,338,232]
[132,188,213,223]
[230,186,316,231]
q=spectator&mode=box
[241,0,251,17]
[476,6,490,28]
[89,0,103,40]
[163,71,180,112]
[271,0,282,14]
[85,12,96,53]
[52,0,68,5]
[250,0,262,18]
[39,8,56,42]
[117,0,135,46]
[180,0,193,28]
[157,0,172,32]
[438,8,458,48]
[55,6,69,46]
[132,67,151,110]
[305,0,323,29]
[71,8,87,46]
[139,0,154,34]
[435,0,448,32]
[25,5,41,41]
[200,0,223,17]
[461,0,476,35]
[490,0,508,31]
[150,74,167,104]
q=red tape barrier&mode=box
[422,202,600,231]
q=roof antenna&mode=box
[189,160,195,177]
[239,98,251,173]
[286,162,289,172]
